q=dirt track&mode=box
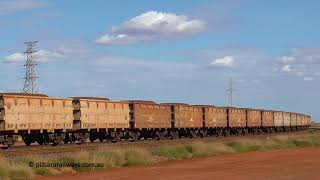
[38,147,320,180]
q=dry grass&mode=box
[0,130,319,179]
[0,156,35,180]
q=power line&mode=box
[226,78,238,107]
[22,41,39,94]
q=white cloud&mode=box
[4,53,25,62]
[210,56,235,67]
[280,56,294,64]
[96,11,207,45]
[37,50,65,62]
[281,65,292,73]
[287,47,320,65]
[3,50,64,63]
[0,0,49,14]
[96,34,140,45]
[276,47,320,79]
[3,44,90,63]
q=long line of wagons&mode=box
[0,93,312,147]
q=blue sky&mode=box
[0,0,319,121]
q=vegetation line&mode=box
[1,131,320,180]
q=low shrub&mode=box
[1,131,319,179]
[123,149,153,166]
[152,146,192,160]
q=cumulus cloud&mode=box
[210,56,235,67]
[3,50,64,63]
[281,64,292,73]
[96,11,207,45]
[0,0,49,14]
[2,44,90,63]
[4,53,25,62]
[286,47,320,65]
[276,47,320,80]
[280,56,294,64]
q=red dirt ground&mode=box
[37,147,320,180]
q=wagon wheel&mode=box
[24,139,31,146]
[89,136,95,143]
[37,139,44,145]
[111,138,117,143]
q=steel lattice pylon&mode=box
[23,41,39,94]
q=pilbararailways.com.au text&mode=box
[29,161,105,168]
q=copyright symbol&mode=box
[29,162,34,167]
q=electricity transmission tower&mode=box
[226,78,238,107]
[22,41,39,94]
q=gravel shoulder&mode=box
[37,147,320,180]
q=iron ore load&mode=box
[0,93,312,147]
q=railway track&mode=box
[0,131,310,157]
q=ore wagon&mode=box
[290,113,297,128]
[125,100,171,140]
[296,114,302,127]
[71,97,130,142]
[274,111,284,127]
[162,103,203,138]
[0,93,73,146]
[223,107,247,135]
[247,109,262,127]
[246,109,262,134]
[262,110,274,127]
[301,114,306,126]
[302,114,309,127]
[204,106,227,127]
[307,115,312,126]
[193,105,227,137]
[226,107,247,128]
[283,112,291,130]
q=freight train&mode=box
[0,93,312,147]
